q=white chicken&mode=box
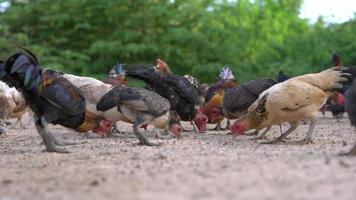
[0,81,28,128]
[230,67,350,144]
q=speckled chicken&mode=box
[97,86,172,146]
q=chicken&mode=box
[344,78,356,155]
[0,80,28,128]
[222,78,277,119]
[325,94,345,120]
[230,67,350,144]
[198,66,237,131]
[156,58,172,74]
[126,65,207,132]
[0,50,113,153]
[276,70,289,82]
[102,62,128,86]
[96,86,173,146]
[51,71,182,139]
[321,53,347,118]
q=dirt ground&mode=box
[0,113,356,200]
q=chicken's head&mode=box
[169,123,183,138]
[207,107,224,124]
[229,121,249,135]
[156,59,169,72]
[93,119,113,136]
[192,111,208,133]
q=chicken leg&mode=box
[35,117,70,153]
[296,119,316,144]
[133,117,159,146]
[252,126,271,140]
[260,122,298,144]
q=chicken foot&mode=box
[35,117,70,153]
[133,117,159,146]
[213,122,223,131]
[295,120,316,144]
[252,126,271,140]
[260,122,298,144]
[10,118,27,129]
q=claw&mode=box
[138,141,161,146]
[260,138,285,144]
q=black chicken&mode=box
[126,65,207,132]
[276,70,289,83]
[222,78,277,119]
[0,50,112,153]
[344,79,356,155]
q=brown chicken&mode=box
[230,67,350,144]
[0,50,112,153]
[197,66,237,131]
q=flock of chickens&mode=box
[0,49,355,156]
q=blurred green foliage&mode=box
[0,0,355,83]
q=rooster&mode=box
[53,72,182,140]
[230,67,350,144]
[97,86,174,146]
[126,65,207,133]
[198,66,237,131]
[0,81,28,128]
[0,50,112,153]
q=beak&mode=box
[192,121,199,134]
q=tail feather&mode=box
[3,50,42,92]
[290,67,350,91]
[96,87,122,111]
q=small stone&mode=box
[157,153,167,160]
[90,180,99,186]
[2,179,12,185]
[342,141,347,146]
[339,160,350,168]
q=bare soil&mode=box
[1,113,356,200]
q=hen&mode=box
[97,86,173,145]
[0,80,28,128]
[0,50,112,153]
[198,66,237,131]
[230,67,350,144]
[126,65,207,132]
